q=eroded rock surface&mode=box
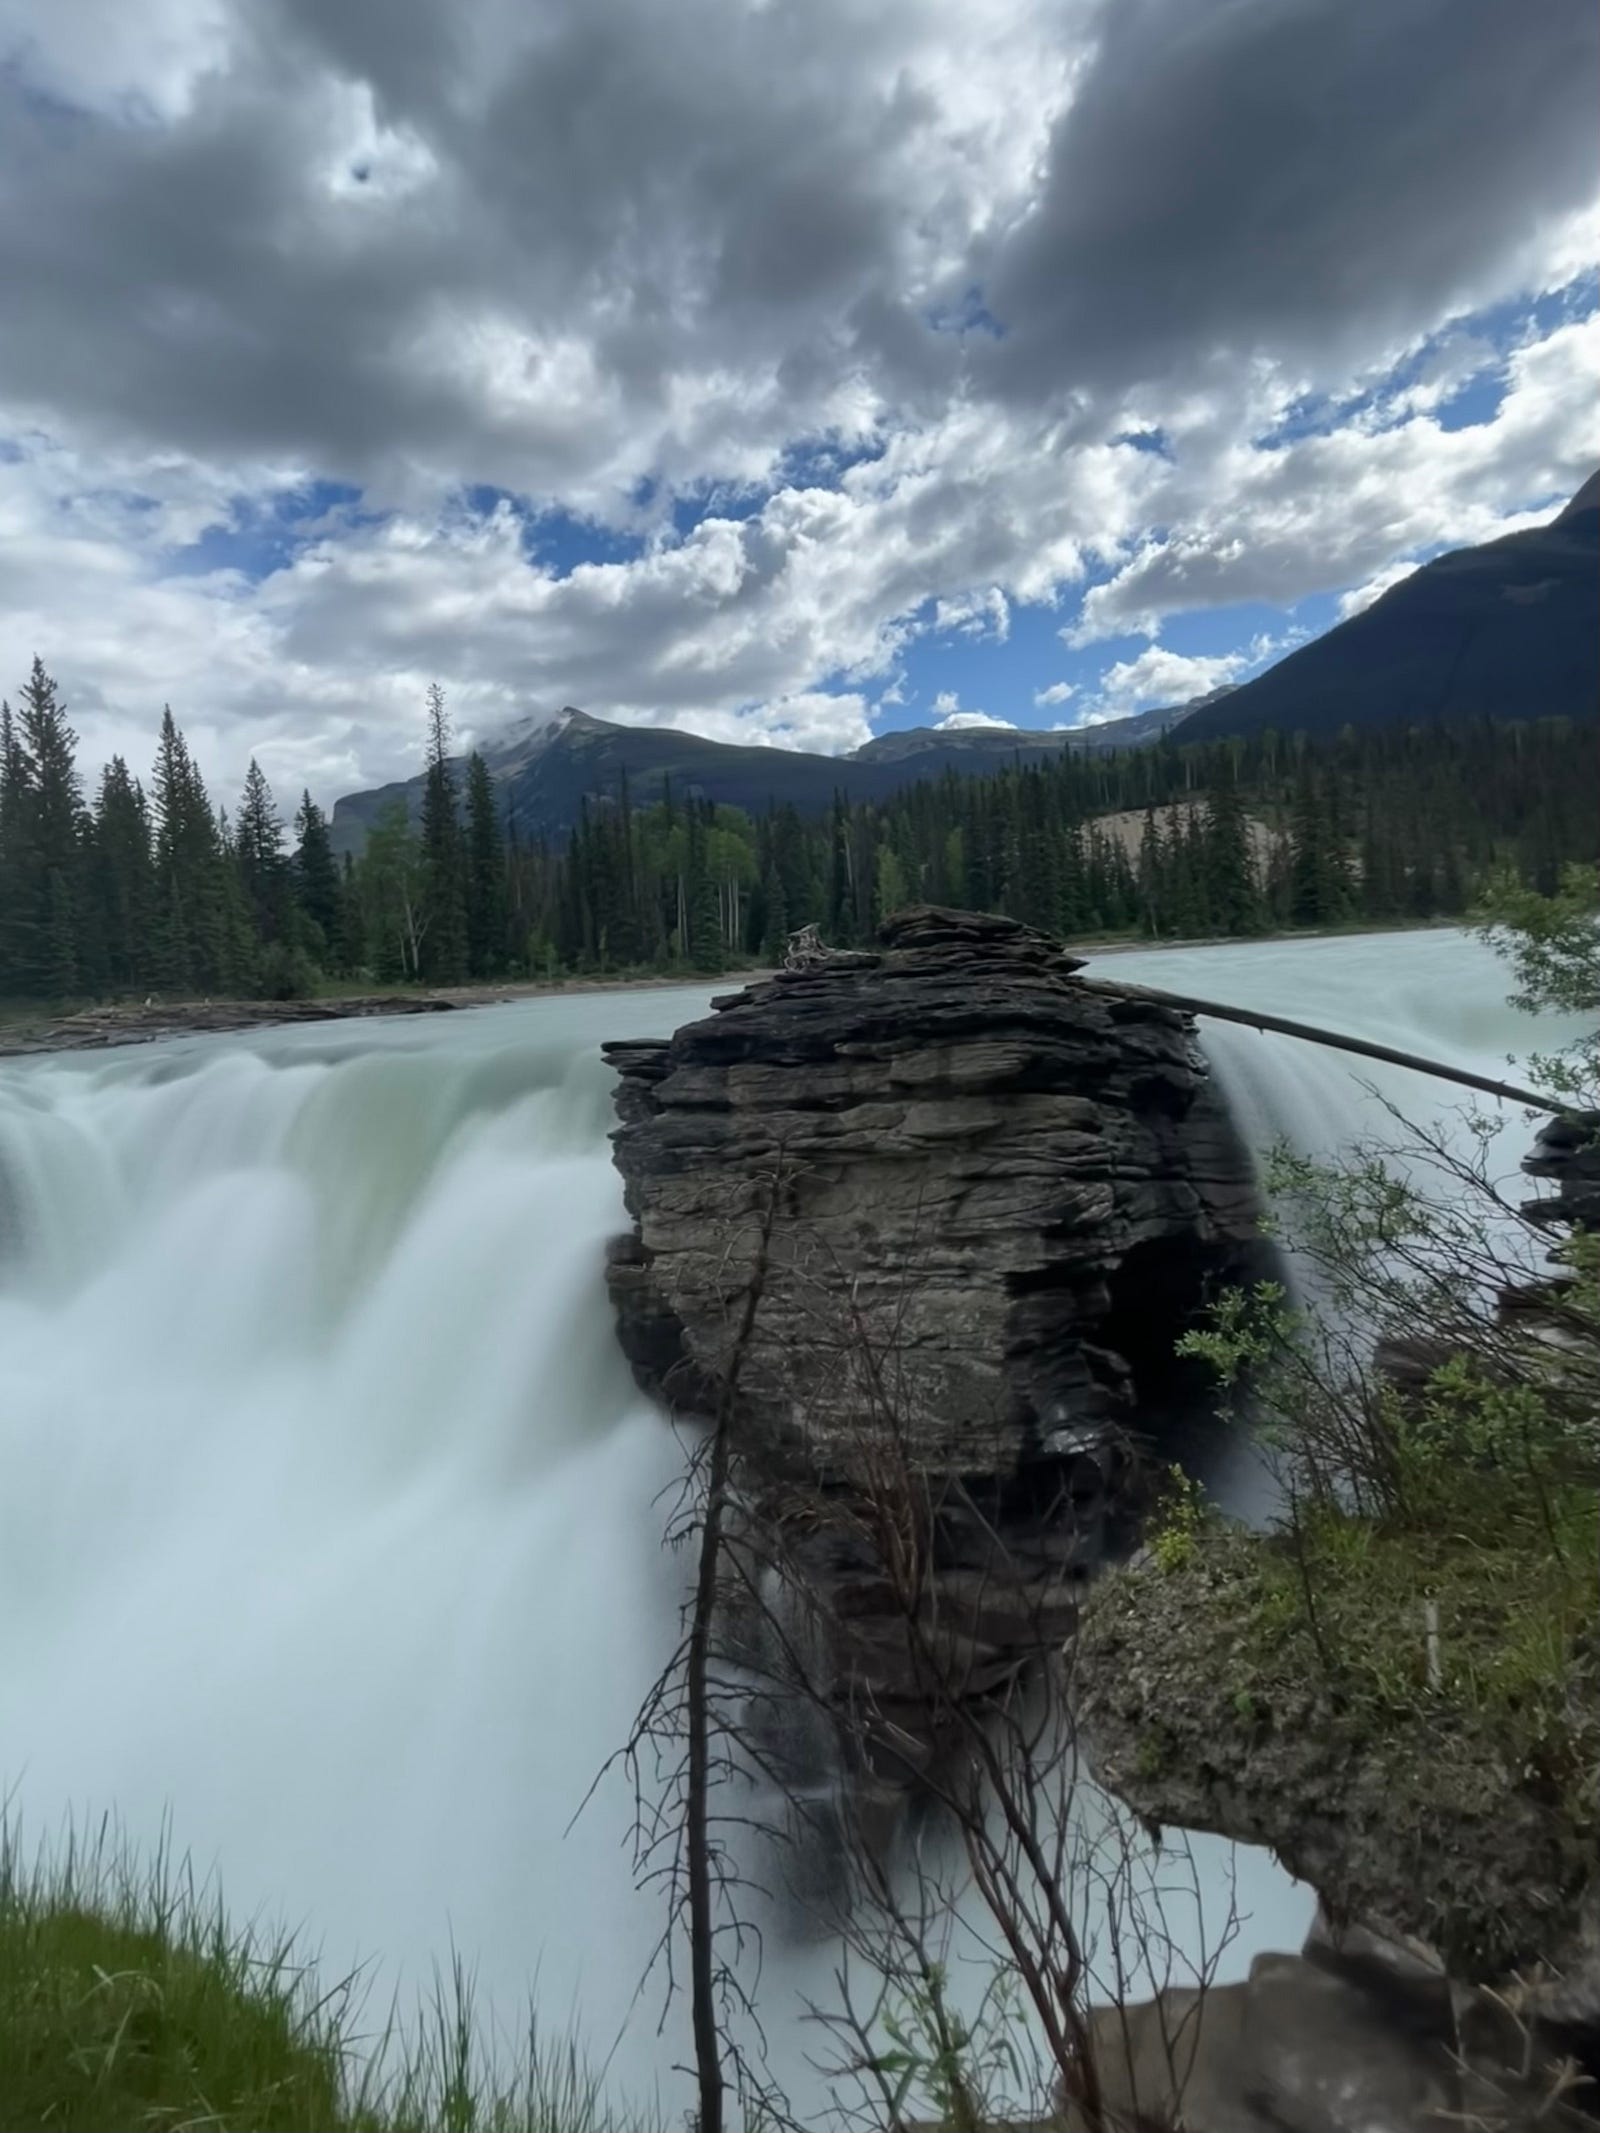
[605,907,1260,1472]
[1065,1915,1594,2132]
[603,907,1266,1747]
[1075,1537,1600,2098]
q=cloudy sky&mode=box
[1,0,1596,807]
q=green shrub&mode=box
[255,940,321,1000]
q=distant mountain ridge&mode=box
[1182,473,1600,740]
[329,475,1598,852]
[329,693,1214,854]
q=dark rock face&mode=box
[1522,1110,1600,1232]
[603,907,1266,1740]
[605,906,1261,1472]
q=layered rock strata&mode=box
[603,907,1266,1757]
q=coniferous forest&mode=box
[0,654,1592,1005]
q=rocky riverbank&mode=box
[0,969,768,1060]
[0,994,463,1056]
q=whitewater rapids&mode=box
[0,929,1558,2112]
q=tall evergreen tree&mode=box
[151,708,229,993]
[463,752,509,979]
[1289,760,1350,927]
[759,864,789,962]
[14,660,85,994]
[337,851,368,974]
[1202,779,1263,935]
[293,790,343,962]
[686,807,722,971]
[235,759,291,947]
[0,700,34,993]
[418,684,468,984]
[92,757,156,992]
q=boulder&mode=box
[603,907,1267,1738]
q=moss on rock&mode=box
[1076,1513,1598,1987]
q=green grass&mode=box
[1243,1484,1596,1751]
[0,1822,644,2133]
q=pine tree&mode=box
[0,700,34,993]
[93,757,156,992]
[1202,779,1262,935]
[686,807,722,971]
[236,759,291,947]
[293,791,342,964]
[1289,761,1350,928]
[337,851,367,973]
[151,707,211,991]
[214,806,262,992]
[759,864,789,962]
[151,708,200,989]
[1134,806,1169,934]
[418,684,467,984]
[15,659,85,995]
[462,753,508,978]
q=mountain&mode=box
[1182,473,1600,742]
[328,693,1219,854]
[850,691,1223,765]
[328,475,1598,851]
[330,707,890,854]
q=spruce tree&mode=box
[154,714,233,992]
[337,851,368,974]
[214,806,263,992]
[1202,779,1262,935]
[1137,808,1176,935]
[463,753,508,977]
[418,684,468,984]
[16,659,85,995]
[686,808,722,971]
[759,864,789,962]
[292,790,342,963]
[0,701,34,993]
[1289,761,1351,927]
[235,759,291,946]
[93,757,156,992]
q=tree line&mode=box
[0,654,1592,1004]
[523,706,1593,972]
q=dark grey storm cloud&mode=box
[0,0,1595,799]
[980,0,1600,400]
[0,0,970,498]
[1,0,1591,508]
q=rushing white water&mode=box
[0,930,1557,2116]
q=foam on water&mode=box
[0,935,1557,2114]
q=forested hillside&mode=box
[0,656,1591,1002]
[1182,471,1600,741]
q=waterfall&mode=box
[0,932,1556,2114]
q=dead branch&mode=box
[1074,975,1567,1115]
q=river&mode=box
[0,927,1556,2118]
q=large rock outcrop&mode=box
[605,907,1260,1471]
[1075,1535,1600,2111]
[602,908,1267,1745]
